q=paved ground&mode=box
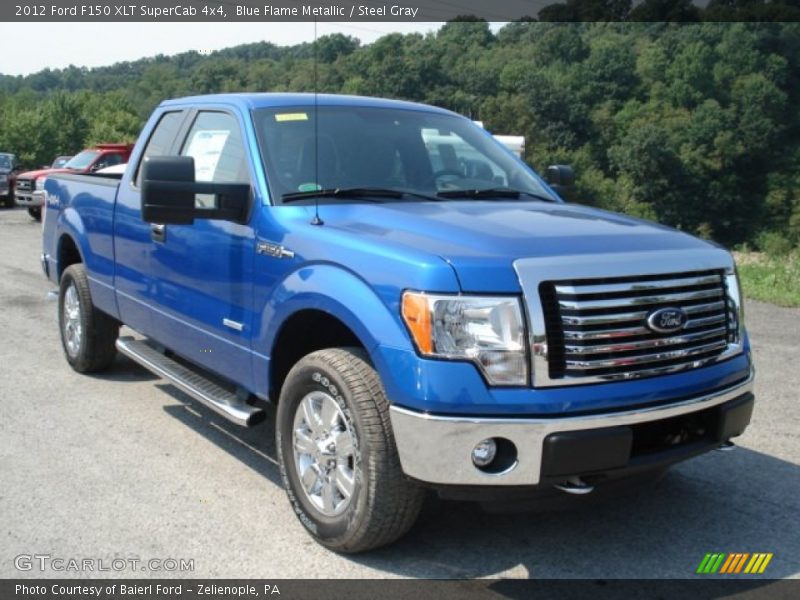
[1,207,798,580]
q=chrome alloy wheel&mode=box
[292,391,357,517]
[62,283,82,357]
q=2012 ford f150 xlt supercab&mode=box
[41,94,754,553]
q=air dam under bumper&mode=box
[389,372,754,487]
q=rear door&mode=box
[146,108,256,389]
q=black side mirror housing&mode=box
[545,164,575,188]
[141,156,250,225]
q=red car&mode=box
[15,143,133,220]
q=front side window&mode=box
[135,110,185,187]
[181,111,249,208]
[254,106,553,204]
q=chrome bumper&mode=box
[14,192,39,207]
[389,373,754,486]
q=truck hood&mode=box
[324,200,720,292]
[16,167,76,180]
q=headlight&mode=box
[401,292,528,386]
[35,177,46,190]
[725,266,744,346]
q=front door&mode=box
[147,109,257,390]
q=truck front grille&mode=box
[541,270,733,382]
[15,179,32,193]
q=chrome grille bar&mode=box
[562,314,727,341]
[565,339,729,371]
[554,273,722,295]
[560,300,726,326]
[557,287,723,311]
[563,326,728,355]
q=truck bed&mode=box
[42,171,123,319]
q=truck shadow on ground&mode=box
[156,379,798,580]
[90,354,160,382]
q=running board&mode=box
[116,337,266,427]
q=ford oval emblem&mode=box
[646,307,688,334]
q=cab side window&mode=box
[134,111,184,187]
[180,112,249,208]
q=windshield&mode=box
[0,155,11,170]
[254,106,554,203]
[64,150,100,170]
[52,156,71,168]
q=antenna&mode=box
[310,18,324,226]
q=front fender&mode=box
[252,263,422,400]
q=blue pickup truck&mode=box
[41,93,754,552]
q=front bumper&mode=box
[389,372,754,487]
[14,192,40,207]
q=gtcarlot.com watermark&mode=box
[14,553,195,573]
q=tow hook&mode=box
[715,440,736,452]
[553,476,595,495]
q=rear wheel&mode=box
[276,347,424,553]
[28,206,41,221]
[59,264,119,373]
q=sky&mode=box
[0,22,454,76]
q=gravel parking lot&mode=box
[1,207,798,580]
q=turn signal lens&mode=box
[401,292,433,354]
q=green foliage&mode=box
[1,22,799,257]
[737,251,800,308]
[0,89,140,165]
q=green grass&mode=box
[735,251,800,308]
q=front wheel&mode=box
[276,348,424,553]
[28,206,41,221]
[59,264,119,372]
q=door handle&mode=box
[151,223,166,242]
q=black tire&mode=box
[58,264,119,373]
[276,347,424,553]
[28,206,41,221]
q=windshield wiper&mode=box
[282,187,439,204]
[436,187,555,202]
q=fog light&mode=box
[472,438,497,467]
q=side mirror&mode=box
[544,164,575,188]
[141,156,250,225]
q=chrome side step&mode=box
[116,337,265,427]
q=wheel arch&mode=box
[56,232,84,280]
[260,264,415,403]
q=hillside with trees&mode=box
[1,21,799,255]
